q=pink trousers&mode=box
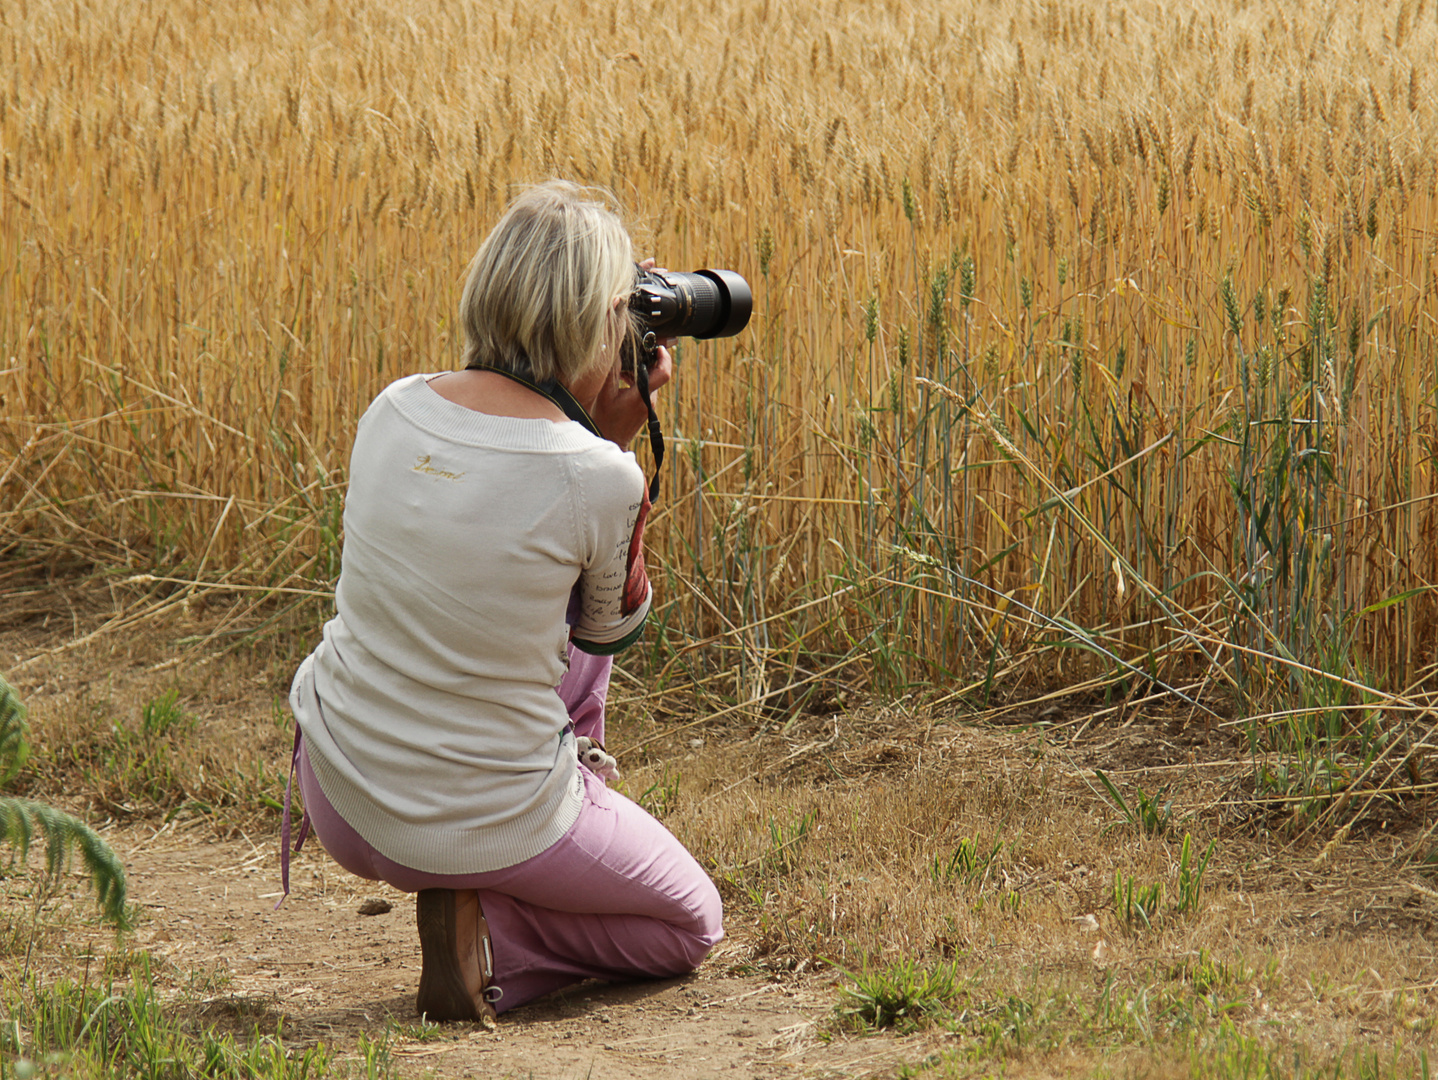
[295,649,724,1013]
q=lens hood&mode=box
[691,269,752,339]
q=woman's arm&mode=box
[570,461,652,656]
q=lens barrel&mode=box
[686,269,752,339]
[630,268,752,341]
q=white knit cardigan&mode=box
[290,374,651,874]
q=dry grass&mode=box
[0,569,300,832]
[617,701,1438,1075]
[2,590,1435,1077]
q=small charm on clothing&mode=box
[575,736,621,781]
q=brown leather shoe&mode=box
[415,889,498,1026]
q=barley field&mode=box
[4,0,1438,702]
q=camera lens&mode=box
[632,268,752,341]
[688,270,752,339]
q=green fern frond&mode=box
[0,673,30,785]
[0,796,129,927]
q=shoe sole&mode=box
[415,889,483,1023]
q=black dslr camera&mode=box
[621,266,750,501]
[624,267,752,372]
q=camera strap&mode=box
[467,364,601,436]
[468,364,665,502]
[633,359,665,504]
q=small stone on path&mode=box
[358,898,393,916]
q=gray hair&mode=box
[460,181,635,385]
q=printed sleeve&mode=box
[571,467,652,656]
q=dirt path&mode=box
[120,825,919,1079]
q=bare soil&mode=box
[121,827,909,1079]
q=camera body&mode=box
[625,267,752,371]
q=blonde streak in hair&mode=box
[578,215,620,378]
[600,222,636,370]
[501,207,559,381]
[543,214,584,384]
[460,205,524,372]
[559,206,622,384]
[589,213,635,356]
[601,233,635,364]
[502,215,536,378]
[561,202,602,383]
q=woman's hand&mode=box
[588,257,675,447]
[590,341,673,447]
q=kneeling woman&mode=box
[286,181,724,1023]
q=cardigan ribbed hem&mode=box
[304,733,585,876]
[573,613,649,655]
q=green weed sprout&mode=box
[0,674,128,927]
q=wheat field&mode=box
[3,0,1437,700]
